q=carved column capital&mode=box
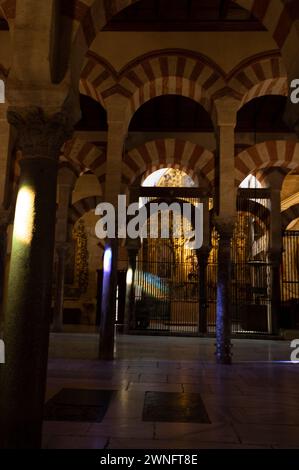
[7,107,73,160]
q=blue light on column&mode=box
[103,246,113,273]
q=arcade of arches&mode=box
[1,0,299,449]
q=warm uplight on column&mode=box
[14,186,35,245]
[126,268,133,286]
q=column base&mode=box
[215,342,233,365]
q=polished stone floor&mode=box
[44,334,299,449]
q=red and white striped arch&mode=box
[62,138,107,188]
[235,140,299,187]
[118,51,225,116]
[68,195,103,226]
[228,53,288,107]
[282,204,299,231]
[80,50,225,117]
[122,139,215,191]
[70,1,298,89]
[80,52,116,107]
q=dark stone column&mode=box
[52,243,68,333]
[215,220,235,365]
[0,107,71,449]
[268,188,283,336]
[0,211,10,311]
[124,246,139,334]
[269,252,281,336]
[197,248,210,335]
[262,170,286,336]
[99,238,118,360]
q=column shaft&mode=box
[198,250,209,335]
[98,106,127,359]
[0,157,58,448]
[52,245,67,333]
[124,248,138,334]
[0,107,71,449]
[216,231,233,364]
[269,188,283,335]
[214,98,239,364]
[99,239,118,360]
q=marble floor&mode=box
[44,334,299,449]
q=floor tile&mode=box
[44,389,115,423]
[143,391,210,424]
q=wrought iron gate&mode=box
[129,191,273,337]
[281,231,299,329]
[133,238,200,335]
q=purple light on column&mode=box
[103,246,112,273]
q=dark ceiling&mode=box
[103,0,266,32]
[77,94,290,134]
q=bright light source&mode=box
[14,186,35,245]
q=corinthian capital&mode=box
[7,107,73,160]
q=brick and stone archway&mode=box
[282,203,299,231]
[122,139,215,193]
[62,138,107,190]
[80,49,225,121]
[70,0,299,82]
[68,195,103,227]
[228,51,288,107]
[235,140,299,187]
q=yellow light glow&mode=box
[14,186,35,245]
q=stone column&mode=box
[262,169,287,335]
[0,107,71,449]
[197,248,210,335]
[197,194,210,335]
[0,104,10,208]
[214,97,239,364]
[52,243,68,332]
[99,238,119,360]
[0,210,10,325]
[99,95,129,360]
[214,97,239,216]
[52,168,77,332]
[124,242,140,334]
[215,219,235,365]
